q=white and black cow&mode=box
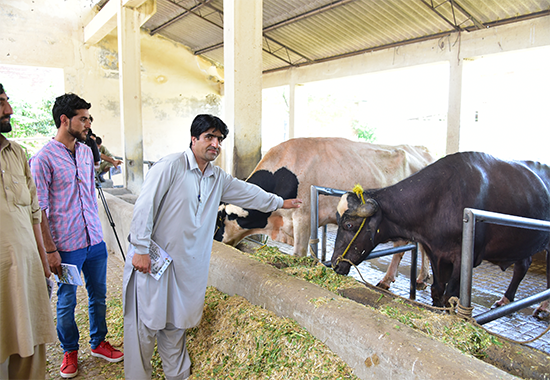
[331,152,550,308]
[214,137,436,288]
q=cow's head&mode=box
[214,167,299,245]
[331,190,382,275]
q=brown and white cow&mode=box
[214,137,436,288]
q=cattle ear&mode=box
[355,199,378,218]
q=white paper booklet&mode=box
[129,240,173,281]
[54,264,83,286]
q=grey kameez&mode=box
[122,148,283,376]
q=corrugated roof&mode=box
[99,0,550,73]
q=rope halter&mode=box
[335,184,368,266]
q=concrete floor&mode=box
[267,224,550,355]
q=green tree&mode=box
[5,95,56,158]
[6,97,55,138]
[352,120,376,142]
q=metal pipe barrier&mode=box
[365,243,419,300]
[310,185,419,299]
[461,208,550,322]
[475,288,550,325]
[309,185,346,260]
[114,156,155,169]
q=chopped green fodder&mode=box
[378,299,501,359]
[249,244,503,360]
[67,286,357,379]
[251,245,359,292]
[184,287,358,380]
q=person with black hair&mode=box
[85,127,101,167]
[30,93,123,378]
[0,84,56,379]
[124,114,302,379]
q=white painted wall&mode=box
[0,0,224,165]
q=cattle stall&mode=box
[304,185,550,354]
[461,208,550,324]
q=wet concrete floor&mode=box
[266,225,550,355]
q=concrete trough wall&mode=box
[98,191,515,380]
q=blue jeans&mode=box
[56,241,108,352]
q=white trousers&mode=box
[124,273,191,380]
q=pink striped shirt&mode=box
[30,139,103,252]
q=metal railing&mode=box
[113,156,155,169]
[310,185,420,299]
[309,185,346,260]
[460,208,550,324]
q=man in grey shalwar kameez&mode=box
[123,114,301,379]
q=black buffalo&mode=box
[331,151,550,307]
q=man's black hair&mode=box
[95,136,103,146]
[0,83,5,95]
[189,114,229,148]
[52,93,91,129]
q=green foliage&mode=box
[6,97,55,138]
[352,120,376,142]
[4,92,56,159]
[304,91,377,142]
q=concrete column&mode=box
[288,72,296,139]
[446,48,463,155]
[224,0,263,179]
[118,4,144,194]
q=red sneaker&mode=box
[91,341,124,362]
[60,350,78,378]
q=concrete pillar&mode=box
[445,47,463,155]
[118,4,144,194]
[224,0,263,179]
[288,71,296,139]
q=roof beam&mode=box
[84,0,156,45]
[263,30,455,74]
[196,0,364,64]
[150,0,212,36]
[264,7,550,74]
[195,0,358,54]
[451,1,484,29]
[262,35,312,65]
[420,0,484,32]
[263,0,358,33]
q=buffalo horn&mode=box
[355,199,378,218]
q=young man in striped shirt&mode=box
[31,93,123,378]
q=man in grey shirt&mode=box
[123,114,301,379]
